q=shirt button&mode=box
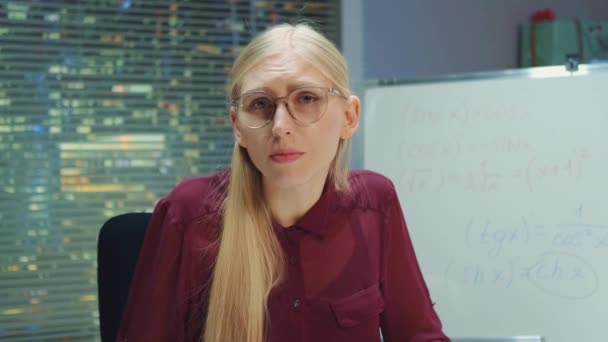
[293,299,301,308]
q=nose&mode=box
[271,101,294,136]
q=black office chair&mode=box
[97,212,152,342]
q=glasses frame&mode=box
[230,86,347,129]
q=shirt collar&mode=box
[272,180,338,238]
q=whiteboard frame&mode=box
[363,63,608,88]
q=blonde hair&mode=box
[203,23,352,342]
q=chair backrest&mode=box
[97,212,152,342]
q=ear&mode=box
[230,107,247,148]
[340,95,360,139]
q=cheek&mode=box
[238,130,268,164]
[314,112,344,154]
[322,109,346,141]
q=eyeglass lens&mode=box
[236,87,329,128]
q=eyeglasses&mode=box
[230,86,347,129]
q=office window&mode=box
[0,1,340,340]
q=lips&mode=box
[270,149,304,163]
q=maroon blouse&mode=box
[117,169,449,342]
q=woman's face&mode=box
[230,52,359,191]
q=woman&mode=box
[117,23,449,342]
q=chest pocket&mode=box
[330,283,385,328]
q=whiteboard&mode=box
[363,65,608,342]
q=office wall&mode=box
[341,0,607,168]
[351,0,608,80]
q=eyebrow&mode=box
[241,82,325,95]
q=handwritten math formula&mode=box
[445,252,598,299]
[397,103,532,127]
[398,139,590,192]
[445,216,607,299]
[382,94,608,303]
[465,217,608,258]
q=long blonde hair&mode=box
[203,23,352,342]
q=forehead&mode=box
[240,53,332,94]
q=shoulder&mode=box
[348,169,396,192]
[161,169,229,226]
[337,169,398,210]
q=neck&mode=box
[263,176,327,228]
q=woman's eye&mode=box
[298,93,319,104]
[248,97,272,111]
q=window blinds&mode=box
[0,1,340,340]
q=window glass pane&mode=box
[0,1,340,340]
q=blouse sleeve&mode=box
[115,198,188,342]
[379,184,449,342]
